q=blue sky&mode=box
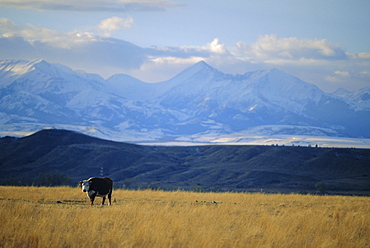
[0,0,369,92]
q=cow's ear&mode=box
[78,181,82,186]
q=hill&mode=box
[1,129,369,195]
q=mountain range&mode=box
[0,59,369,143]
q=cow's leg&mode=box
[102,196,106,205]
[108,193,112,206]
[90,197,95,205]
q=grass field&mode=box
[0,186,369,248]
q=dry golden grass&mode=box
[0,186,369,248]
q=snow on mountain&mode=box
[0,59,369,143]
[106,74,156,101]
[153,62,324,115]
[332,86,370,105]
[347,86,370,104]
[0,59,43,75]
[148,62,331,133]
[261,68,324,106]
[332,88,352,99]
[0,59,144,129]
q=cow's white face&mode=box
[81,180,90,192]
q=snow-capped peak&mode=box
[0,59,41,76]
[260,67,324,102]
[348,86,370,103]
[0,59,77,80]
[167,61,226,83]
[0,59,369,141]
[31,60,78,78]
[332,88,352,99]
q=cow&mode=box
[78,177,113,206]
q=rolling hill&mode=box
[1,129,369,195]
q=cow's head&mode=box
[78,180,90,192]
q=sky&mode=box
[0,0,369,92]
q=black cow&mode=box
[78,177,113,205]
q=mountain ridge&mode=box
[0,59,369,143]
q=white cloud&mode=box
[0,18,103,48]
[0,0,183,12]
[1,20,77,52]
[235,34,347,65]
[126,56,206,82]
[98,16,134,31]
[133,39,235,82]
[20,23,62,40]
[324,76,338,82]
[0,18,17,32]
[204,38,227,54]
[149,56,205,65]
[1,19,369,91]
[152,38,229,56]
[334,71,350,77]
[231,34,370,91]
[0,19,147,76]
[358,53,370,59]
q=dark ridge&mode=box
[0,129,369,195]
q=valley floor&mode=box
[1,186,369,247]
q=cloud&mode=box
[132,38,236,82]
[1,19,369,91]
[0,19,60,44]
[235,34,348,65]
[20,24,62,41]
[0,18,148,76]
[0,0,183,12]
[334,71,350,77]
[0,33,37,58]
[98,16,134,31]
[0,17,119,48]
[202,38,228,54]
[128,56,206,82]
[230,35,370,91]
[0,18,17,32]
[325,71,351,83]
[96,16,134,37]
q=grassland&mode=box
[0,186,369,248]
